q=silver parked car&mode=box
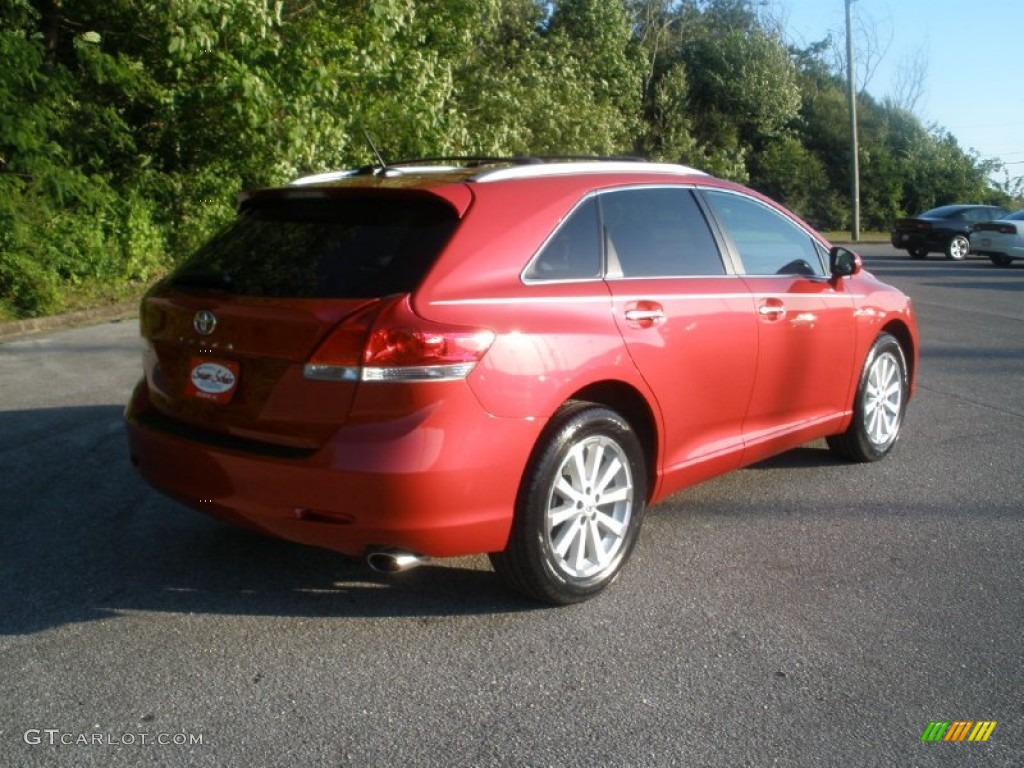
[970,209,1024,266]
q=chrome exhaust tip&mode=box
[366,548,428,574]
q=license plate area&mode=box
[185,357,240,404]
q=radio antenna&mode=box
[364,131,388,175]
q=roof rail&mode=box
[289,170,361,186]
[471,161,706,183]
[375,154,646,169]
[289,158,508,185]
[288,156,705,186]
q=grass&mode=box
[821,230,890,243]
[0,278,152,323]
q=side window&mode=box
[600,188,725,277]
[703,189,825,277]
[524,197,601,281]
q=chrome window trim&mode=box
[602,273,747,283]
[522,183,735,285]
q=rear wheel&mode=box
[946,234,970,260]
[909,247,928,259]
[827,333,908,463]
[990,253,1013,267]
[490,402,646,604]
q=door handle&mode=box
[624,301,665,328]
[757,300,786,320]
[625,308,665,322]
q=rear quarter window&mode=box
[170,195,458,298]
[524,197,602,281]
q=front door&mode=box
[700,189,856,462]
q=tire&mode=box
[909,247,928,259]
[490,402,647,604]
[946,234,970,260]
[990,254,1013,267]
[827,333,909,463]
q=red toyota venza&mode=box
[125,158,919,604]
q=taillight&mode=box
[304,296,494,383]
[303,301,381,381]
[362,324,495,381]
[976,222,1017,234]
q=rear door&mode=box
[602,187,758,491]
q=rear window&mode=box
[169,195,458,298]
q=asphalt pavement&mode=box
[1,245,1021,767]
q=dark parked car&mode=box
[891,204,1010,260]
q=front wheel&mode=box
[946,234,970,260]
[990,254,1013,267]
[909,247,928,259]
[490,402,647,604]
[827,333,909,462]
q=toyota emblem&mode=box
[193,310,217,336]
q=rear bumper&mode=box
[970,238,1024,260]
[125,380,537,558]
[891,231,938,251]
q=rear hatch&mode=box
[140,189,461,450]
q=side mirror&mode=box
[829,246,862,279]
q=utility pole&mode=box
[845,0,860,241]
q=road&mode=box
[1,246,1021,767]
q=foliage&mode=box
[0,0,1014,318]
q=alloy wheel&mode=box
[545,435,634,579]
[863,350,904,448]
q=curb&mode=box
[0,301,138,342]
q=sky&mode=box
[769,0,1023,188]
